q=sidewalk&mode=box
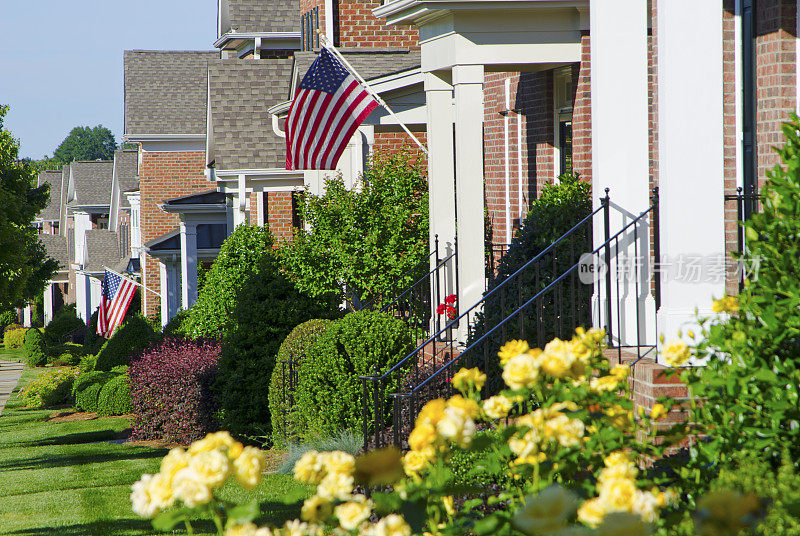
[0,361,24,417]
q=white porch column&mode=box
[590,0,653,346]
[656,0,725,354]
[159,262,170,327]
[43,283,54,326]
[23,305,32,328]
[233,174,247,227]
[425,72,457,325]
[453,64,486,321]
[180,222,199,310]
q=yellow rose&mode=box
[451,367,486,393]
[610,364,629,379]
[416,398,447,427]
[160,447,190,482]
[294,450,325,484]
[321,450,356,478]
[509,430,540,458]
[540,339,577,378]
[513,485,580,535]
[482,395,514,419]
[188,431,237,455]
[596,512,651,536]
[656,489,678,508]
[650,403,667,421]
[604,451,631,467]
[442,495,455,517]
[632,491,660,523]
[131,473,174,518]
[598,462,639,486]
[712,295,739,314]
[577,497,607,527]
[316,472,354,500]
[605,404,632,431]
[436,406,476,448]
[335,495,372,531]
[402,450,427,476]
[662,339,690,367]
[225,522,266,536]
[188,449,231,487]
[281,520,310,536]
[301,494,333,523]
[447,395,481,419]
[171,467,212,508]
[374,514,411,536]
[555,417,585,448]
[590,375,621,393]
[598,477,639,513]
[408,422,438,452]
[234,446,265,489]
[502,353,541,390]
[498,339,530,365]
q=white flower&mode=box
[172,467,213,508]
[316,472,354,500]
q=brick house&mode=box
[33,169,70,326]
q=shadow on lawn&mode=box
[8,517,215,536]
[19,429,122,447]
[0,448,167,472]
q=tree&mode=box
[0,105,59,310]
[279,151,429,306]
[51,125,117,164]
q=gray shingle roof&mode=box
[293,48,421,83]
[124,50,218,136]
[209,58,294,170]
[60,165,69,225]
[113,149,139,208]
[84,229,123,273]
[39,234,69,270]
[36,170,63,222]
[224,0,299,33]
[118,178,139,209]
[69,160,114,207]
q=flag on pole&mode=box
[285,47,379,170]
[97,269,138,338]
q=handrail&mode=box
[408,203,656,393]
[367,203,603,381]
[380,250,456,315]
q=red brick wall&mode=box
[337,0,419,48]
[139,150,213,320]
[267,191,295,244]
[722,1,741,295]
[573,34,592,182]
[373,131,427,159]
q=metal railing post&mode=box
[602,188,614,346]
[651,187,661,310]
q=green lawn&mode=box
[0,346,24,362]
[0,365,311,536]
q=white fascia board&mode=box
[376,0,587,25]
[369,69,424,94]
[159,203,228,214]
[124,134,205,142]
[214,31,301,48]
[71,204,110,214]
[214,168,304,179]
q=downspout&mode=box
[517,100,524,222]
[503,78,512,244]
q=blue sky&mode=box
[0,2,217,159]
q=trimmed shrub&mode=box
[94,314,158,371]
[268,319,333,447]
[4,327,27,349]
[44,306,84,345]
[162,309,191,340]
[3,322,22,334]
[46,342,88,365]
[20,367,78,408]
[0,310,17,332]
[295,310,413,438]
[97,373,132,416]
[74,371,115,413]
[129,338,222,443]
[79,354,97,372]
[83,310,103,354]
[196,226,339,440]
[23,328,47,367]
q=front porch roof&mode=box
[144,226,227,256]
[160,189,228,213]
[374,0,588,72]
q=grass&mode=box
[0,346,24,362]
[0,359,311,535]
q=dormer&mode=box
[215,0,301,59]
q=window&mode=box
[292,191,303,230]
[301,7,320,51]
[553,67,575,178]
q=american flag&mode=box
[97,269,138,338]
[285,47,379,170]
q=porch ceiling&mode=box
[375,0,588,72]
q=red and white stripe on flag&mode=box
[285,47,379,171]
[97,269,137,338]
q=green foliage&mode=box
[4,327,27,349]
[279,151,429,305]
[207,226,339,440]
[94,314,157,371]
[46,342,88,366]
[268,319,333,447]
[0,105,59,309]
[73,371,116,413]
[78,354,97,372]
[50,125,117,166]
[295,310,413,438]
[0,310,16,332]
[20,367,78,408]
[162,309,191,340]
[44,305,84,345]
[83,309,103,354]
[97,373,132,416]
[276,430,364,474]
[22,328,46,367]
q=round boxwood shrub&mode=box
[295,310,414,439]
[83,310,103,354]
[74,371,116,413]
[3,327,27,349]
[94,314,158,371]
[44,306,85,345]
[23,328,47,367]
[195,226,339,440]
[268,319,333,447]
[97,373,132,416]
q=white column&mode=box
[425,72,457,329]
[233,174,247,227]
[657,0,725,354]
[256,191,265,227]
[590,0,653,346]
[159,262,170,327]
[43,283,54,326]
[453,64,486,323]
[23,305,32,328]
[74,213,91,266]
[180,222,199,310]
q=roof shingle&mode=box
[84,229,123,273]
[293,48,421,83]
[124,50,217,136]
[36,170,64,222]
[39,234,69,270]
[224,0,299,33]
[209,58,294,170]
[69,161,114,207]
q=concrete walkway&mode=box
[0,361,24,417]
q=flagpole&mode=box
[317,32,429,157]
[102,265,162,298]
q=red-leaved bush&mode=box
[129,338,222,443]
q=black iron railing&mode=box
[724,185,762,289]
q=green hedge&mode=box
[4,328,27,349]
[73,371,116,412]
[23,328,47,367]
[97,374,132,416]
[44,306,84,345]
[162,310,191,340]
[94,314,158,371]
[295,310,413,438]
[21,368,77,409]
[268,319,333,447]
[83,310,103,354]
